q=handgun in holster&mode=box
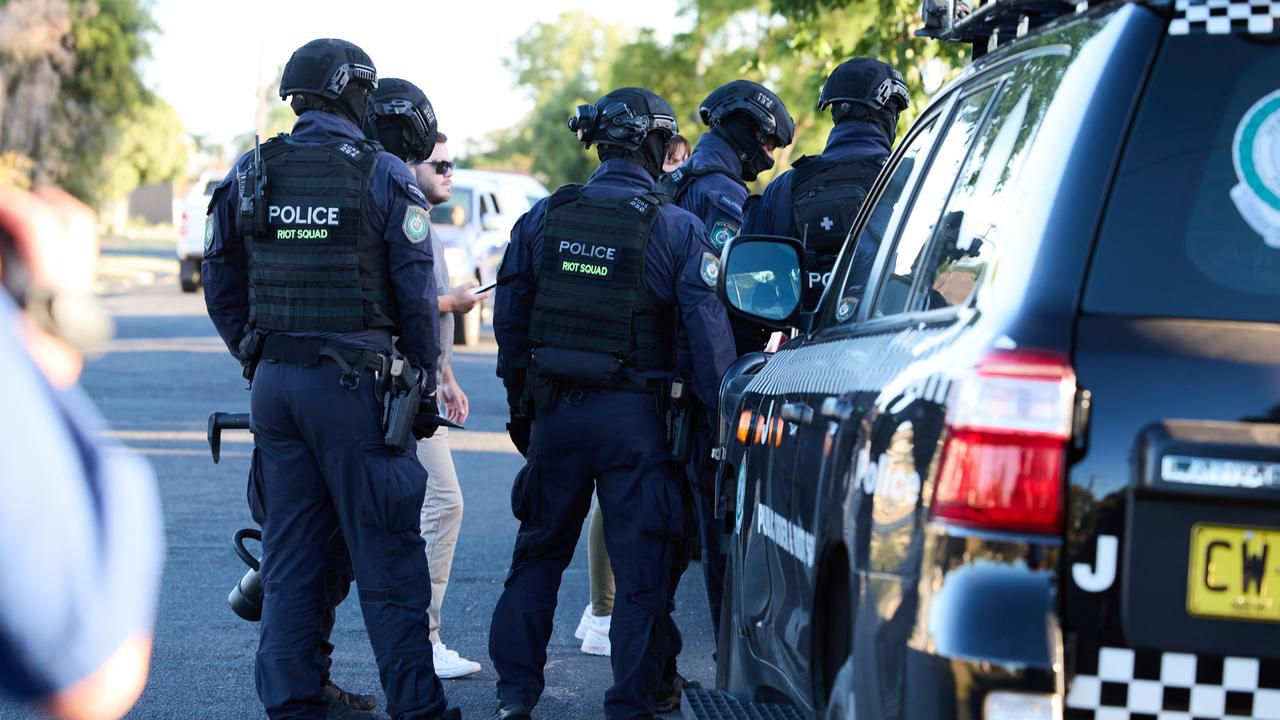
[236,135,268,238]
[666,374,694,464]
[237,329,266,385]
[382,357,423,452]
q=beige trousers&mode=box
[416,427,463,645]
[588,493,615,617]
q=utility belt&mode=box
[252,333,425,452]
[523,347,694,462]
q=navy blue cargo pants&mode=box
[659,417,724,684]
[489,388,684,720]
[250,359,446,720]
[248,453,356,692]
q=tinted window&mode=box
[870,86,994,319]
[824,117,940,326]
[912,57,1065,312]
[431,186,473,227]
[1085,33,1280,322]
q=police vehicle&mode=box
[690,0,1280,717]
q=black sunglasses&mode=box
[422,159,453,175]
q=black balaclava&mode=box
[712,112,774,182]
[327,82,371,128]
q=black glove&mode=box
[413,394,441,440]
[507,413,531,457]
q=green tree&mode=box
[476,0,966,192]
[0,0,188,205]
[468,11,627,190]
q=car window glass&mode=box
[431,186,473,227]
[1085,34,1280,323]
[825,116,940,326]
[912,66,1054,312]
[870,86,995,319]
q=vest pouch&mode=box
[530,347,622,388]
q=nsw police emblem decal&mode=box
[403,205,430,244]
[710,221,739,251]
[700,252,720,287]
[203,215,215,251]
[1231,89,1280,247]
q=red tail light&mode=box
[181,209,189,235]
[930,350,1075,534]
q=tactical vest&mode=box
[527,187,672,385]
[655,164,746,205]
[246,137,399,334]
[789,154,885,253]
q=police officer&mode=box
[658,80,795,336]
[741,57,909,309]
[489,87,737,720]
[202,38,458,720]
[653,80,794,703]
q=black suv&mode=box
[694,0,1280,718]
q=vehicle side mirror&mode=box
[716,234,806,329]
[481,213,505,232]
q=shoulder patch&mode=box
[700,251,720,287]
[709,220,739,251]
[403,205,431,244]
[716,194,744,217]
[204,214,215,251]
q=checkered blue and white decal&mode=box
[1067,646,1280,719]
[1169,0,1279,35]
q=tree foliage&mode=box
[472,0,967,191]
[0,0,188,205]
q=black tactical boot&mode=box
[323,681,385,719]
[493,702,532,720]
[650,673,699,714]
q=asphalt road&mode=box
[0,272,715,719]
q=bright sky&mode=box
[144,0,688,154]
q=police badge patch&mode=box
[203,215,215,252]
[403,205,430,244]
[709,221,739,251]
[700,251,720,287]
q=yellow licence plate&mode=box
[1187,523,1280,623]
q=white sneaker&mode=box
[580,614,611,656]
[432,642,481,679]
[574,603,592,640]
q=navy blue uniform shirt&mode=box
[494,158,736,410]
[203,110,440,390]
[674,131,749,251]
[743,120,893,299]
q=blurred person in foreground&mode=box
[0,186,164,720]
[366,77,488,679]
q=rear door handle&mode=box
[781,402,815,425]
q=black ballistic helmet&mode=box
[699,80,796,147]
[567,87,678,152]
[699,80,794,180]
[280,38,378,101]
[366,78,440,164]
[819,57,910,125]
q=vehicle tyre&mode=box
[453,308,481,347]
[179,258,201,293]
[823,657,855,720]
